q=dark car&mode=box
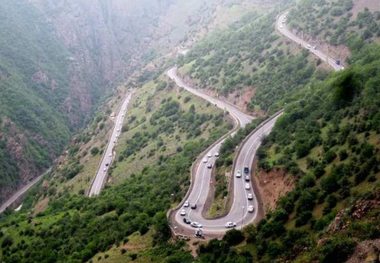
[183,218,191,224]
[191,203,197,210]
[244,167,249,174]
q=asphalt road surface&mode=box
[168,68,282,235]
[0,169,50,214]
[89,92,133,197]
[277,12,344,72]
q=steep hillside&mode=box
[287,0,380,62]
[0,75,230,262]
[195,43,380,263]
[178,2,327,115]
[0,0,72,203]
[0,0,256,204]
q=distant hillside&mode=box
[0,0,255,204]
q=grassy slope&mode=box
[195,43,380,263]
[177,0,328,216]
[288,0,380,47]
[0,72,230,262]
[178,2,326,114]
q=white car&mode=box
[306,44,311,49]
[214,152,219,157]
[207,163,213,169]
[225,222,237,228]
[191,222,202,228]
[248,205,254,213]
[245,183,250,190]
[207,153,212,158]
[202,158,208,163]
[184,201,189,207]
[180,209,186,216]
[236,170,242,178]
[247,193,253,200]
[109,154,112,157]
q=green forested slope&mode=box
[196,44,380,263]
[287,0,380,47]
[178,5,327,113]
[0,77,230,262]
[0,0,72,200]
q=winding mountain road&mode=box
[168,9,344,236]
[167,68,281,235]
[276,12,345,71]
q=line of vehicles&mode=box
[179,161,255,230]
[202,151,219,169]
[236,166,255,215]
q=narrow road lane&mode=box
[168,68,281,235]
[89,92,133,197]
[276,12,344,71]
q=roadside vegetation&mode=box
[1,0,380,262]
[178,7,327,114]
[288,0,380,48]
[110,77,231,185]
[195,43,380,263]
[0,71,231,262]
[207,118,265,217]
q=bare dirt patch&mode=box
[254,163,294,213]
[33,197,49,215]
[346,239,380,263]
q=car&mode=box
[207,153,212,158]
[306,44,311,49]
[191,222,202,228]
[180,209,186,216]
[247,193,253,200]
[245,175,250,182]
[279,25,283,28]
[105,163,109,167]
[207,163,213,169]
[214,152,219,157]
[248,205,254,213]
[184,200,189,207]
[109,154,112,157]
[183,218,191,224]
[244,167,249,174]
[103,168,107,172]
[117,129,120,132]
[236,170,242,178]
[191,203,197,210]
[225,222,237,228]
[245,183,251,190]
[202,158,208,163]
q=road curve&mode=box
[168,68,281,235]
[89,92,133,197]
[276,12,344,71]
[0,169,50,214]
